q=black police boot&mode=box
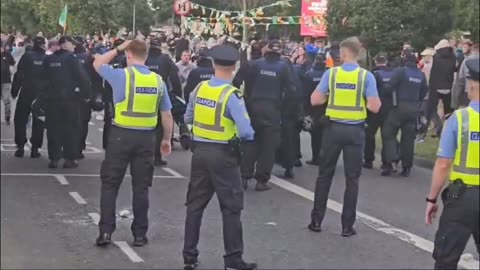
[242,178,250,190]
[225,261,257,270]
[48,160,59,169]
[154,158,168,166]
[362,160,373,169]
[96,233,112,246]
[400,167,411,177]
[341,227,357,237]
[180,135,190,150]
[255,182,271,192]
[308,220,322,232]
[183,258,199,270]
[283,168,294,179]
[294,159,303,167]
[133,236,148,247]
[30,147,41,158]
[14,147,25,158]
[381,164,393,176]
[306,159,319,166]
[63,159,79,169]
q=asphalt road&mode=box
[1,105,479,269]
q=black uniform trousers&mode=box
[277,120,298,170]
[383,103,419,169]
[99,126,155,237]
[46,100,81,161]
[14,95,44,148]
[102,100,114,150]
[364,110,388,164]
[79,101,91,151]
[311,122,365,229]
[309,125,324,163]
[433,186,479,269]
[183,142,244,266]
[241,126,281,182]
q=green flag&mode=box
[58,4,68,29]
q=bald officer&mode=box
[426,57,480,269]
[183,45,257,270]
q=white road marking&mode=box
[98,128,104,132]
[162,167,184,178]
[54,175,69,185]
[88,213,100,225]
[88,122,95,126]
[269,176,479,270]
[69,192,87,205]
[114,241,144,263]
[1,173,181,179]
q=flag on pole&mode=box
[58,4,68,33]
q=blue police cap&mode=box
[208,44,239,66]
[465,57,480,81]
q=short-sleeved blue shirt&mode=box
[98,64,172,130]
[437,101,480,159]
[315,63,378,124]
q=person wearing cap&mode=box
[1,40,16,125]
[92,39,173,247]
[184,46,214,104]
[10,36,47,158]
[425,57,480,270]
[43,36,92,169]
[363,53,396,170]
[241,39,297,191]
[309,37,381,236]
[182,44,257,270]
[145,37,182,166]
[100,37,127,150]
[382,50,428,177]
[452,43,479,109]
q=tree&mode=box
[453,0,480,41]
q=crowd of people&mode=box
[1,28,479,270]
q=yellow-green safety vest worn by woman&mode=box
[114,67,164,129]
[450,107,480,186]
[326,66,368,121]
[192,81,238,141]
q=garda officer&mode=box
[241,39,296,191]
[11,37,47,158]
[363,53,395,169]
[93,40,173,247]
[183,47,214,103]
[382,52,428,177]
[183,45,257,270]
[425,57,480,269]
[303,54,327,165]
[145,37,182,166]
[101,38,127,150]
[43,36,91,169]
[73,37,103,158]
[232,41,265,89]
[309,37,381,236]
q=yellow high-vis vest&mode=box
[192,81,238,141]
[450,107,480,186]
[114,67,164,129]
[326,66,368,121]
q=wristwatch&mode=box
[426,197,437,204]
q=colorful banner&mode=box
[301,0,328,37]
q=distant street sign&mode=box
[173,0,192,16]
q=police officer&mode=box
[363,53,395,169]
[241,39,296,191]
[309,37,381,236]
[382,52,428,177]
[425,57,479,270]
[232,41,265,89]
[101,38,127,150]
[73,37,103,158]
[183,45,256,270]
[145,37,182,166]
[43,36,91,169]
[303,54,327,165]
[184,47,214,103]
[11,37,47,158]
[93,40,173,247]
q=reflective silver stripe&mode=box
[453,109,479,175]
[328,68,366,112]
[328,67,338,106]
[193,85,234,132]
[121,67,162,118]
